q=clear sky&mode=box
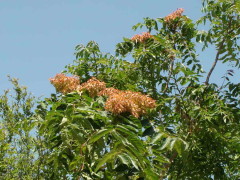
[0,0,235,97]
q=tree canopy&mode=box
[1,0,240,179]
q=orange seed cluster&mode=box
[78,77,106,97]
[131,32,153,43]
[164,8,184,22]
[98,87,121,97]
[104,90,156,118]
[49,73,80,94]
[50,74,156,118]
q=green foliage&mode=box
[0,77,50,179]
[64,41,140,91]
[1,0,240,179]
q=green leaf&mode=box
[118,153,139,170]
[170,138,177,151]
[151,132,165,144]
[154,155,169,164]
[89,127,113,144]
[116,124,138,137]
[60,117,68,126]
[117,153,131,166]
[144,168,158,179]
[95,148,121,172]
[160,137,171,150]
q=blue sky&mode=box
[0,0,234,97]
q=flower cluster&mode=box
[131,32,153,43]
[50,74,156,118]
[78,77,106,97]
[164,8,184,22]
[104,90,156,118]
[49,73,80,94]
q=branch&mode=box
[205,19,234,85]
[163,59,174,93]
[163,45,176,94]
[205,40,225,85]
[159,151,178,180]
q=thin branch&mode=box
[205,40,225,85]
[159,151,178,180]
[163,44,176,94]
[163,59,174,93]
[205,18,234,85]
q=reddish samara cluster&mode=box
[50,74,156,118]
[164,8,184,22]
[131,32,153,43]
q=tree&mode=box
[1,0,240,179]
